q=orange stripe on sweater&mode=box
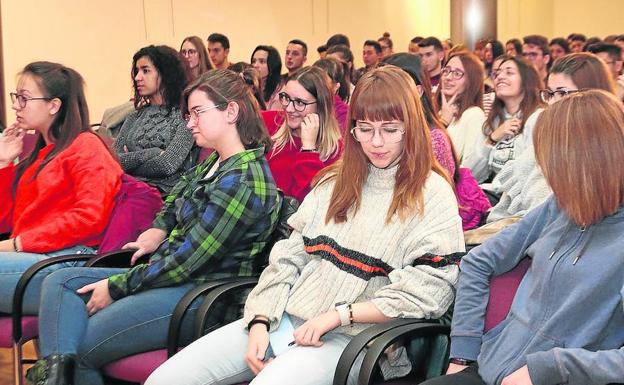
[305,244,389,275]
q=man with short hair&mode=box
[317,44,327,59]
[284,39,307,76]
[587,42,624,100]
[615,35,624,61]
[418,36,445,89]
[353,40,382,84]
[522,35,550,82]
[408,36,423,55]
[207,33,231,70]
[568,33,587,53]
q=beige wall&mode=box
[1,0,450,124]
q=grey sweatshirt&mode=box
[450,197,624,385]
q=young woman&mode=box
[26,69,282,385]
[265,66,342,202]
[505,38,522,57]
[437,52,486,165]
[548,37,570,63]
[230,62,268,110]
[421,89,624,385]
[313,57,350,132]
[466,56,544,184]
[146,65,465,385]
[483,40,505,78]
[113,45,195,196]
[326,44,356,95]
[180,36,213,80]
[251,45,282,109]
[0,61,122,314]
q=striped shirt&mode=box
[108,147,281,299]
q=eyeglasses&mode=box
[10,92,52,109]
[441,66,465,80]
[278,92,316,112]
[181,49,198,57]
[539,88,583,103]
[184,104,225,122]
[522,52,541,59]
[351,124,405,143]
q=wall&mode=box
[1,0,450,124]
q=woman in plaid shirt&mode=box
[27,69,282,385]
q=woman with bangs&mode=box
[264,66,342,202]
[436,52,487,165]
[147,66,465,385]
[421,89,624,385]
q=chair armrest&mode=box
[332,318,432,385]
[166,279,236,357]
[358,322,451,385]
[12,253,95,342]
[193,278,259,339]
[84,249,138,268]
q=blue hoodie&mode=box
[450,197,624,385]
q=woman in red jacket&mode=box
[0,61,122,315]
[264,66,342,202]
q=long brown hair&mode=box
[549,53,615,93]
[484,55,544,135]
[534,90,624,225]
[435,52,484,119]
[315,66,450,224]
[181,36,213,78]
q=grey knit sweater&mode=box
[244,164,465,335]
[113,105,195,194]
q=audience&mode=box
[251,45,282,109]
[353,40,382,84]
[180,36,212,81]
[207,33,231,70]
[326,44,355,94]
[483,39,505,77]
[522,35,550,82]
[284,39,308,77]
[418,36,445,90]
[313,57,350,131]
[113,45,195,196]
[146,65,464,385]
[548,37,570,62]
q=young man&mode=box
[284,39,307,76]
[522,35,550,82]
[418,36,445,89]
[567,33,587,53]
[408,36,423,55]
[353,40,382,84]
[207,33,231,70]
[587,42,624,100]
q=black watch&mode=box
[449,357,475,366]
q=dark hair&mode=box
[549,53,615,93]
[615,34,624,43]
[486,40,505,63]
[549,37,570,53]
[568,33,587,42]
[317,44,328,54]
[229,62,267,110]
[586,42,622,62]
[207,33,230,50]
[182,69,271,151]
[326,34,350,48]
[364,40,382,54]
[418,36,443,51]
[326,44,355,85]
[411,36,424,44]
[14,61,101,190]
[131,45,189,110]
[313,57,349,103]
[484,55,544,135]
[181,36,213,77]
[523,35,550,55]
[378,32,393,49]
[506,38,523,55]
[604,35,618,43]
[288,39,308,56]
[251,45,283,102]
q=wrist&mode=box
[247,317,270,332]
[449,357,474,366]
[487,132,498,145]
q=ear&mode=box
[544,54,550,66]
[333,82,340,95]
[48,98,62,116]
[224,101,240,124]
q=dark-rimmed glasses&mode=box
[278,92,316,112]
[441,66,465,80]
[539,89,583,103]
[10,92,52,109]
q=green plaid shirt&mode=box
[108,147,281,300]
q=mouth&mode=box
[371,152,388,158]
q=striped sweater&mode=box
[244,164,465,335]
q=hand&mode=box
[300,113,320,150]
[77,279,114,316]
[490,118,521,143]
[0,123,25,167]
[245,322,271,375]
[501,365,533,385]
[292,310,341,347]
[122,228,167,265]
[446,362,469,375]
[440,94,459,123]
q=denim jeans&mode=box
[145,317,363,385]
[0,245,94,314]
[37,267,200,385]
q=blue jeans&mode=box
[0,245,94,314]
[145,317,363,385]
[38,267,201,385]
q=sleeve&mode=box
[0,165,16,233]
[430,129,456,177]
[449,198,558,361]
[371,182,465,320]
[288,152,331,202]
[242,184,321,329]
[19,137,123,252]
[463,132,493,183]
[113,111,162,172]
[456,107,486,166]
[107,173,265,299]
[130,117,195,177]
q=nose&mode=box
[284,101,296,112]
[370,129,384,147]
[134,71,142,82]
[186,116,197,130]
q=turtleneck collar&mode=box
[367,163,399,190]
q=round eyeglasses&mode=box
[441,66,465,80]
[278,92,317,112]
[351,125,405,143]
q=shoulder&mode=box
[422,172,458,211]
[461,106,486,120]
[525,108,544,125]
[67,132,111,154]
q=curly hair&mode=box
[131,45,189,110]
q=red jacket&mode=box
[262,111,342,202]
[0,132,123,253]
